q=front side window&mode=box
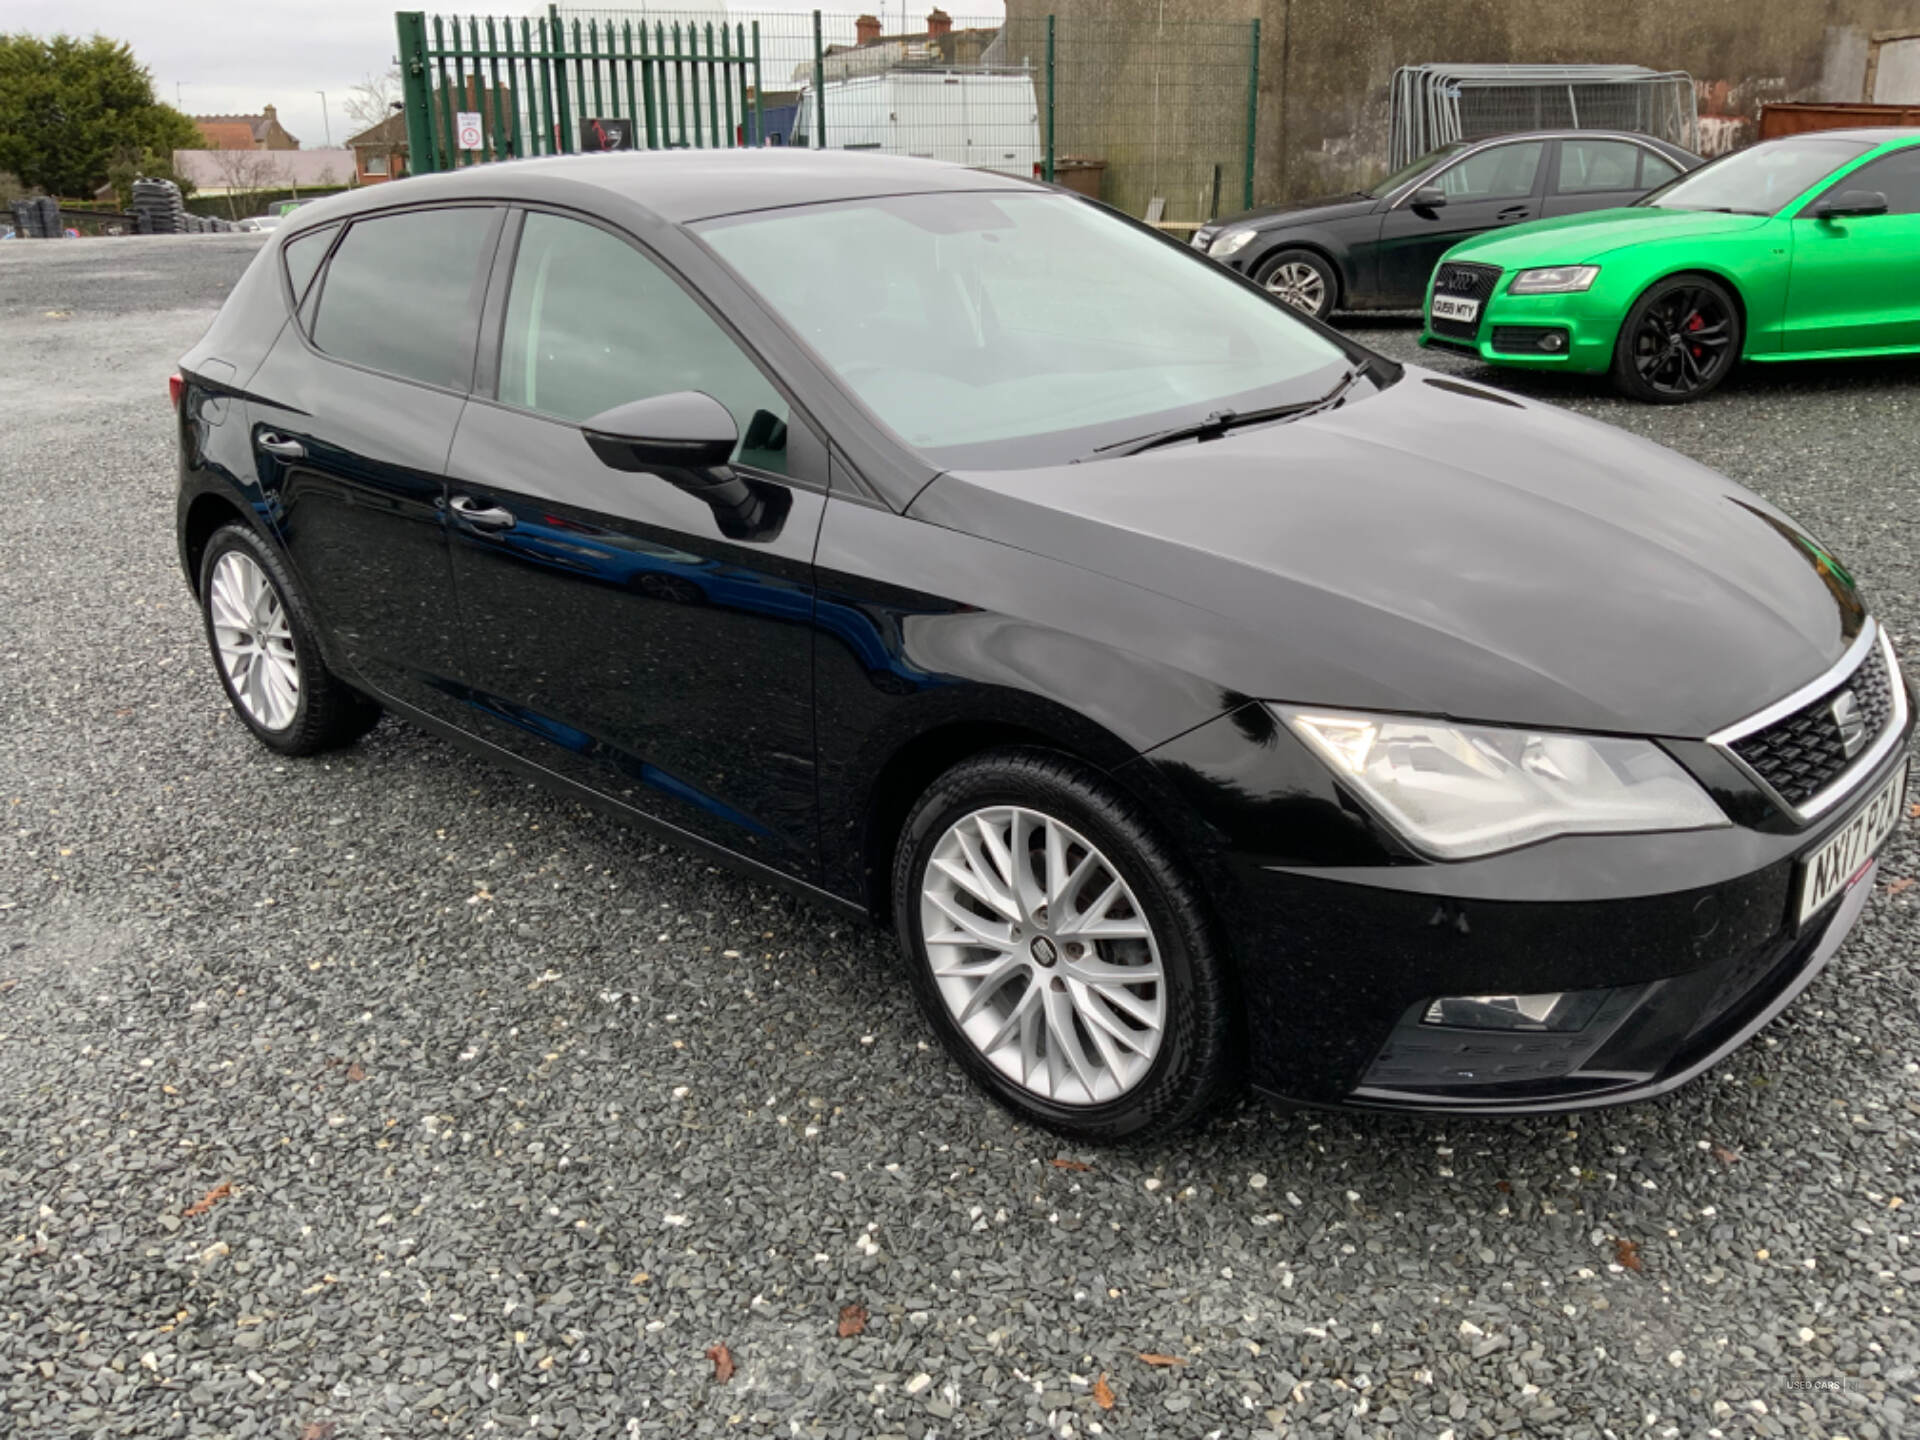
[1644,136,1873,215]
[311,207,496,389]
[698,190,1355,468]
[1812,147,1920,216]
[1640,153,1681,188]
[1433,142,1544,200]
[1555,139,1642,194]
[498,212,790,472]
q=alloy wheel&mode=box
[1628,285,1734,398]
[208,550,301,731]
[1264,261,1327,315]
[919,805,1165,1106]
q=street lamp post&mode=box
[316,91,332,146]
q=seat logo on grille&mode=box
[1831,689,1867,758]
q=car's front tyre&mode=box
[198,523,380,756]
[893,748,1236,1143]
[1611,274,1742,403]
[1254,248,1338,320]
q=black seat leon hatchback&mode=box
[175,150,1911,1142]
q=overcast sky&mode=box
[15,1,1003,152]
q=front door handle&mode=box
[1496,205,1533,222]
[449,494,516,531]
[257,432,305,459]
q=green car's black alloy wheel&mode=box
[1613,275,1742,403]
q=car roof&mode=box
[1759,127,1920,143]
[305,150,1038,228]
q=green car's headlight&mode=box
[1508,265,1600,295]
[1208,229,1256,259]
[1272,707,1727,860]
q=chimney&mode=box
[855,14,882,44]
[926,8,952,38]
[262,103,277,120]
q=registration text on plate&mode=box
[1431,295,1480,325]
[1797,768,1905,926]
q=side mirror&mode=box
[1409,184,1447,211]
[1814,189,1888,220]
[582,391,781,541]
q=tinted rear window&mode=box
[311,208,496,390]
[281,225,336,311]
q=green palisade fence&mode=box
[398,9,1262,223]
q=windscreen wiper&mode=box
[1081,367,1368,461]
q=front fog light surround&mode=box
[1422,990,1610,1032]
[1509,265,1600,295]
[1273,706,1728,860]
[1209,229,1256,259]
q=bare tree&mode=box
[342,69,402,138]
[209,147,287,219]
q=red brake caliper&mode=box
[1686,311,1704,359]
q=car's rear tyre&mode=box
[1254,248,1338,320]
[892,748,1235,1143]
[198,523,380,756]
[1611,275,1742,403]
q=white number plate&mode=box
[1431,295,1481,324]
[1796,768,1905,926]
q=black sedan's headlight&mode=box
[1271,706,1728,860]
[1208,230,1256,259]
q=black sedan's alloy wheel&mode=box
[1255,248,1338,320]
[894,749,1235,1142]
[198,524,380,756]
[1613,275,1742,403]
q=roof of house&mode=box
[191,112,299,146]
[345,113,409,149]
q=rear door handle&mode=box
[450,494,516,531]
[257,432,305,459]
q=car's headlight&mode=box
[1209,229,1256,258]
[1273,707,1727,860]
[1508,265,1600,295]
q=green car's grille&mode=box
[1431,261,1502,340]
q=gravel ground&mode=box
[1,236,1917,1440]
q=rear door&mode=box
[1374,140,1546,305]
[1542,137,1675,218]
[247,204,501,721]
[441,209,827,876]
[1783,146,1920,354]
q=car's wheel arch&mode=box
[180,489,258,596]
[1614,266,1752,356]
[856,701,1187,929]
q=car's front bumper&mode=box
[1419,266,1621,373]
[1133,704,1913,1113]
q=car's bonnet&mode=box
[1446,206,1773,265]
[907,370,1861,739]
[1226,194,1378,230]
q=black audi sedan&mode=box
[175,151,1908,1142]
[1191,129,1702,318]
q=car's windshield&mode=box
[1363,145,1464,198]
[698,190,1358,468]
[1640,137,1873,215]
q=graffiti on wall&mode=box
[1695,75,1793,154]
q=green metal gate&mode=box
[397,6,766,173]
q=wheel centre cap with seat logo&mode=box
[1831,688,1867,757]
[1029,936,1059,967]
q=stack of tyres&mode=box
[35,196,62,237]
[9,198,61,238]
[130,178,187,235]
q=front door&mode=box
[1375,139,1546,305]
[1783,147,1920,354]
[247,205,501,721]
[443,210,827,877]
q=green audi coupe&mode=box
[1420,129,1920,401]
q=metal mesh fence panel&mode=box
[402,10,1260,222]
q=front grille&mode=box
[1429,261,1501,339]
[1729,641,1894,808]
